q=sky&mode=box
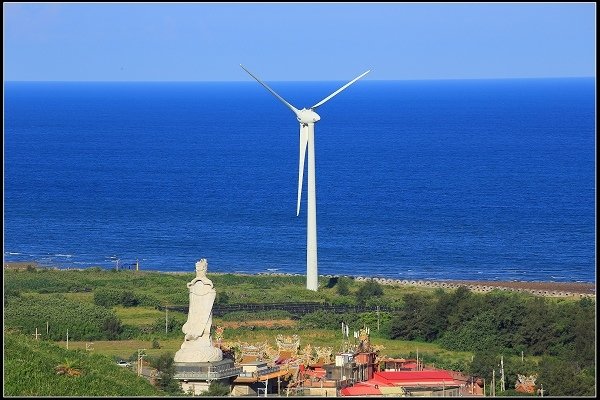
[3,2,596,81]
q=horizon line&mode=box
[4,75,595,84]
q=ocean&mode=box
[3,78,596,283]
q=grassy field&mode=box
[3,267,551,370]
[6,266,592,397]
[57,328,471,363]
[5,267,438,306]
[114,305,166,325]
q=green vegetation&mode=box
[4,267,595,397]
[4,332,161,396]
[200,381,231,396]
[220,309,293,321]
[386,288,595,360]
[385,288,595,396]
[148,352,182,395]
[355,279,384,305]
[4,293,124,341]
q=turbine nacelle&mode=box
[297,108,321,124]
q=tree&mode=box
[388,293,438,341]
[150,352,182,395]
[199,380,230,396]
[569,298,595,369]
[102,316,123,339]
[336,277,350,296]
[120,291,139,307]
[537,356,595,396]
[518,297,556,355]
[216,291,230,305]
[356,279,383,305]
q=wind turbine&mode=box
[240,65,370,291]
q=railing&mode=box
[260,365,281,376]
[238,365,281,379]
[239,365,281,378]
[174,366,242,380]
[158,302,400,315]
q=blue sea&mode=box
[3,78,596,283]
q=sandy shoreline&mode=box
[5,261,595,297]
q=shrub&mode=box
[120,291,139,307]
[217,292,230,305]
[94,288,122,308]
[336,277,351,296]
[149,352,182,395]
[199,381,230,396]
[102,316,123,340]
[356,279,383,305]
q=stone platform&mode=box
[174,359,241,395]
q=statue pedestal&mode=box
[174,337,223,363]
[174,359,240,395]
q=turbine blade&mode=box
[297,123,309,216]
[240,64,299,116]
[311,69,371,109]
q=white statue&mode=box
[182,259,215,341]
[174,259,223,363]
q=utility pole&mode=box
[416,347,419,371]
[137,348,147,377]
[66,329,69,349]
[492,369,495,397]
[521,350,524,363]
[376,306,380,331]
[46,321,49,335]
[165,306,168,334]
[500,355,505,392]
[471,376,474,394]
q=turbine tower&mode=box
[241,65,370,291]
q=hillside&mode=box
[3,332,161,396]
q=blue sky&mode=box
[3,2,596,81]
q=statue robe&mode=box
[181,276,215,341]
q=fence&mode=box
[158,302,399,316]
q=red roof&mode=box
[340,385,382,396]
[302,368,326,378]
[374,370,462,387]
